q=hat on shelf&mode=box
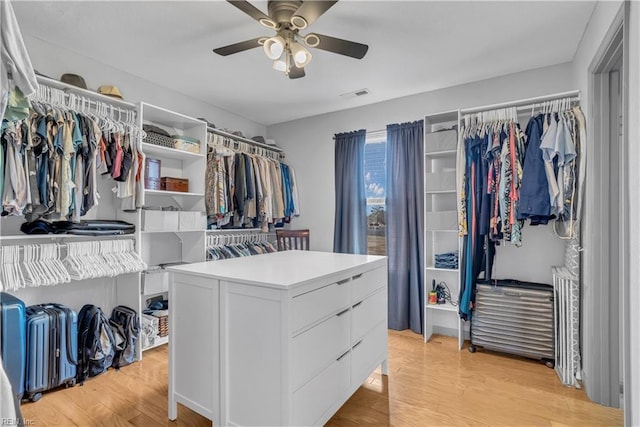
[251,136,266,144]
[60,73,88,89]
[97,85,123,100]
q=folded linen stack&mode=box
[435,251,458,269]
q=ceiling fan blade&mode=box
[227,0,276,28]
[308,33,368,59]
[291,1,338,28]
[213,37,264,56]
[288,66,306,79]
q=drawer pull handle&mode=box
[352,301,363,309]
[337,350,350,361]
[352,273,363,280]
[336,308,350,317]
[352,339,363,349]
[337,278,350,285]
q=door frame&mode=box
[585,3,628,411]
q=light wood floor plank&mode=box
[19,331,622,426]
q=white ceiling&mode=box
[12,1,596,126]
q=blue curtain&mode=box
[386,121,424,333]
[333,129,367,254]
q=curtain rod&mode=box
[460,90,580,114]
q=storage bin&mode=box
[179,211,207,231]
[425,171,456,192]
[142,270,169,295]
[425,129,457,154]
[141,314,159,349]
[150,310,169,337]
[144,132,174,149]
[425,210,458,231]
[141,210,179,232]
[172,135,201,154]
[144,158,161,190]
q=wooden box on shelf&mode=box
[160,177,189,192]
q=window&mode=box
[364,132,386,255]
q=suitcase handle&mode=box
[503,291,523,298]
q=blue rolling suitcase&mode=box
[0,292,26,402]
[25,303,78,402]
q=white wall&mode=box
[21,35,266,139]
[268,62,575,253]
[569,0,624,410]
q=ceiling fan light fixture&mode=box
[290,42,312,68]
[272,58,288,73]
[303,33,321,48]
[290,15,308,30]
[263,36,285,60]
[258,17,277,29]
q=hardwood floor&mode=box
[19,331,622,426]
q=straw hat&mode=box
[97,85,123,100]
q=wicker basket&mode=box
[157,314,169,337]
[144,132,174,149]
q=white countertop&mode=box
[167,250,387,289]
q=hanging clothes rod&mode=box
[0,233,136,242]
[208,127,283,153]
[1,237,137,251]
[33,75,137,110]
[460,90,580,114]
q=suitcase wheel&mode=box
[30,393,42,403]
[543,359,555,369]
[66,379,76,388]
[468,345,476,353]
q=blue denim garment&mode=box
[435,250,458,269]
[518,114,552,224]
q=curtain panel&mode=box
[333,129,367,254]
[386,121,425,333]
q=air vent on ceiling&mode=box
[340,88,370,99]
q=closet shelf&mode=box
[208,127,283,153]
[0,234,135,242]
[140,102,205,129]
[141,142,204,160]
[425,149,457,158]
[426,266,459,272]
[36,75,136,109]
[425,189,456,194]
[425,302,458,313]
[207,228,263,233]
[141,229,204,234]
[144,189,204,198]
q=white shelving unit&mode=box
[423,110,466,349]
[0,76,145,361]
[129,102,208,354]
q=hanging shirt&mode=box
[518,114,551,224]
[1,121,27,214]
[0,0,37,120]
[540,114,561,216]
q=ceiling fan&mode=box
[213,0,369,79]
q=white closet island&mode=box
[167,250,388,427]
